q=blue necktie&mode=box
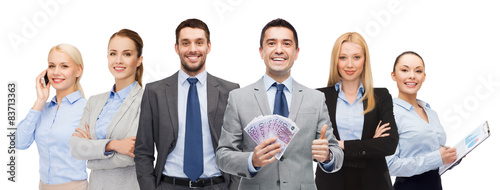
[273,82,289,117]
[184,78,203,181]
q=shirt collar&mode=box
[111,81,136,100]
[394,98,430,111]
[178,69,207,86]
[263,74,293,92]
[50,90,83,105]
[335,81,364,99]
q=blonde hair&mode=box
[327,32,375,114]
[48,44,85,98]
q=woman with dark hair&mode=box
[315,32,398,190]
[16,44,88,190]
[69,29,144,190]
[386,51,457,190]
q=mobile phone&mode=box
[42,73,49,87]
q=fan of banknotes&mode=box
[244,115,300,159]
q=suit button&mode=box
[280,156,284,161]
[362,151,366,155]
[277,180,280,185]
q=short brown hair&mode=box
[260,18,299,50]
[175,18,210,44]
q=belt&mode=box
[161,175,225,188]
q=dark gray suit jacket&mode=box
[134,71,240,190]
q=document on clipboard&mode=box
[439,121,491,175]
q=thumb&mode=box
[320,124,328,139]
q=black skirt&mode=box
[393,169,442,190]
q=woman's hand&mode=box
[373,120,391,138]
[105,136,136,158]
[32,70,50,111]
[439,146,457,165]
[73,123,91,140]
[338,140,344,150]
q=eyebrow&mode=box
[180,38,205,42]
[48,62,68,64]
[265,38,293,43]
[108,49,133,52]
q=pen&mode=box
[440,145,450,149]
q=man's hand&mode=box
[312,124,330,163]
[252,137,282,168]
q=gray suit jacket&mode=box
[216,77,344,190]
[134,72,240,190]
[69,82,143,190]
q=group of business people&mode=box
[16,18,458,190]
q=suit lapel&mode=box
[289,79,303,122]
[361,98,371,140]
[165,72,179,140]
[253,78,272,116]
[90,95,109,139]
[106,82,141,138]
[328,88,341,139]
[206,73,220,150]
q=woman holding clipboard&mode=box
[385,51,457,190]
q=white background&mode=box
[1,0,499,189]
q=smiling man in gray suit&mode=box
[216,18,344,190]
[134,19,240,190]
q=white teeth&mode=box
[188,56,198,59]
[53,79,63,82]
[405,83,416,85]
[115,67,125,70]
[273,58,285,61]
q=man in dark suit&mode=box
[134,18,240,190]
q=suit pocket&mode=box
[242,184,259,190]
[301,183,316,190]
[298,107,316,114]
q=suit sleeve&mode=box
[317,94,344,173]
[216,91,254,179]
[134,86,157,190]
[85,107,140,170]
[69,97,115,161]
[343,88,399,159]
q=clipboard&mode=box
[439,121,491,175]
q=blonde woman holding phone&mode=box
[16,44,88,190]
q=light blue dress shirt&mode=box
[95,81,136,140]
[335,81,365,141]
[163,70,221,178]
[386,98,446,177]
[16,91,88,184]
[247,75,334,174]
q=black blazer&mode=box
[134,72,240,190]
[315,87,398,190]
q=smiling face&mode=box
[392,54,426,96]
[47,50,82,93]
[337,42,365,84]
[175,27,211,76]
[107,36,142,84]
[259,26,299,82]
